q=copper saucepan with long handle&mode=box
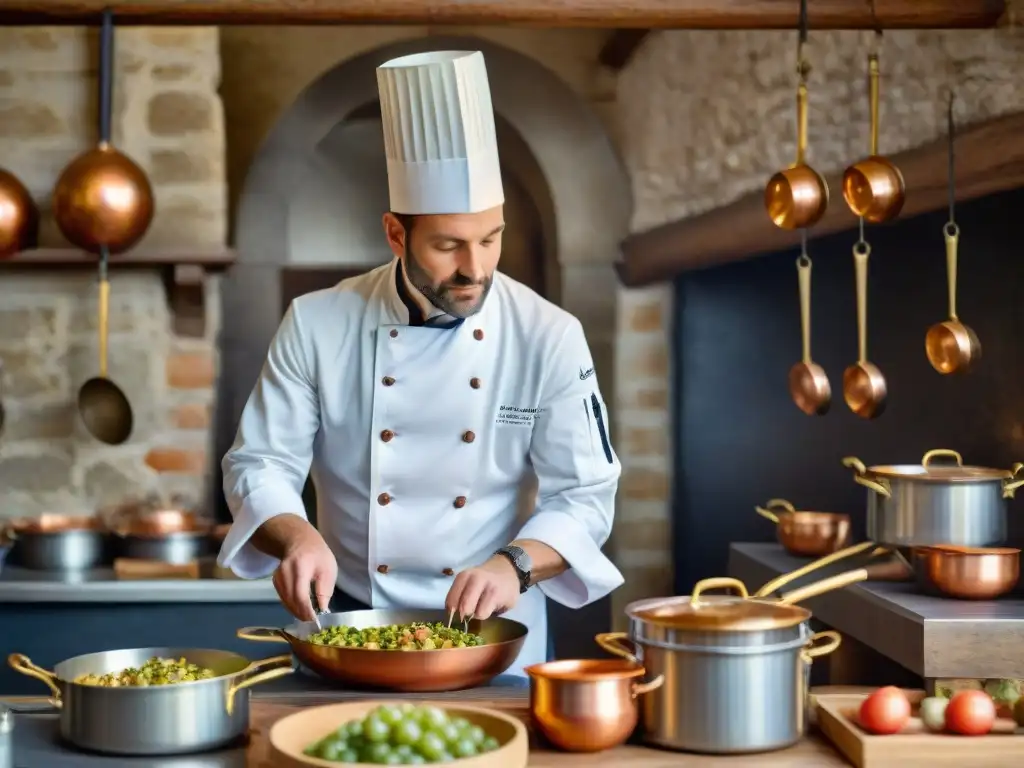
[755,498,851,557]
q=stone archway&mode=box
[217,36,632,658]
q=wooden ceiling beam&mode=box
[599,30,651,71]
[0,0,1006,27]
[616,110,1024,287]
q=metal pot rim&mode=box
[864,463,1010,482]
[624,594,810,633]
[45,647,269,688]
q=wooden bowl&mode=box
[269,701,529,767]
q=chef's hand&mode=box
[445,556,521,621]
[272,524,337,621]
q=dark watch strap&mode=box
[494,545,532,594]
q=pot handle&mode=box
[631,674,665,698]
[236,626,289,643]
[690,577,748,605]
[842,456,891,498]
[1003,463,1024,499]
[801,630,842,662]
[754,498,795,525]
[776,568,869,605]
[7,654,63,708]
[225,654,294,716]
[921,449,963,467]
[595,632,639,664]
[753,540,877,597]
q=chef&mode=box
[217,50,623,675]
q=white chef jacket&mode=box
[218,258,624,676]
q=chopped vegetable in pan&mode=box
[75,656,216,687]
[307,621,486,650]
[305,703,501,763]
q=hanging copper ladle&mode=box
[926,93,981,374]
[842,33,906,223]
[843,223,887,419]
[765,0,829,230]
[789,231,831,415]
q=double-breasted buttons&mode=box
[382,376,395,386]
[453,496,467,509]
[473,329,484,341]
[380,429,395,443]
[470,377,481,389]
[462,431,475,444]
[377,492,391,506]
[389,329,398,338]
[377,564,390,574]
[442,568,455,577]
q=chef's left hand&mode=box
[445,556,521,621]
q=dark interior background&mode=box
[672,186,1024,594]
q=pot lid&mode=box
[626,593,809,632]
[866,449,1012,482]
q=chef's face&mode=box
[383,206,504,318]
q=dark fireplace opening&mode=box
[671,185,1024,593]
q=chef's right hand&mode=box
[271,524,337,621]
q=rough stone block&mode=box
[145,447,208,475]
[147,91,216,136]
[2,402,77,441]
[0,452,74,494]
[81,456,161,507]
[149,149,217,184]
[620,426,670,459]
[0,306,60,340]
[613,519,672,552]
[620,467,670,502]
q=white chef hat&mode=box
[376,50,504,215]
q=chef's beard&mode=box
[403,246,493,319]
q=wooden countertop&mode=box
[245,696,849,766]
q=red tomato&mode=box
[858,686,911,735]
[945,690,996,736]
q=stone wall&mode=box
[613,27,1024,606]
[0,27,226,518]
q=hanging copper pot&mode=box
[52,10,153,255]
[0,168,37,259]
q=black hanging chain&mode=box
[797,0,810,79]
[947,91,956,225]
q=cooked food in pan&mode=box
[74,656,216,687]
[305,704,501,763]
[307,621,486,650]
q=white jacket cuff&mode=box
[516,511,624,609]
[216,485,306,579]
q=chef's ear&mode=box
[382,212,411,259]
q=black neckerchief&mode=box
[394,262,464,330]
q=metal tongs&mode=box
[447,610,472,633]
[310,583,330,630]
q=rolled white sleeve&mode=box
[217,302,320,579]
[517,319,624,609]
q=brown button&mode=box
[462,431,475,443]
[390,329,398,338]
[442,568,455,576]
[473,329,484,341]
[377,564,390,574]
[377,492,391,506]
[470,377,481,389]
[382,376,395,386]
[381,429,395,443]
[453,496,467,509]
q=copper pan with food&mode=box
[843,448,1024,547]
[595,573,858,755]
[237,609,528,692]
[7,647,293,755]
[755,498,851,557]
[2,513,111,571]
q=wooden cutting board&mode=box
[815,691,1022,767]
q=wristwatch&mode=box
[494,545,532,594]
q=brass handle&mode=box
[754,541,876,598]
[943,224,960,322]
[777,568,869,605]
[755,498,795,526]
[798,257,812,365]
[631,674,664,698]
[833,517,851,550]
[795,81,808,167]
[921,449,963,468]
[853,241,871,366]
[1004,463,1024,499]
[802,630,842,662]
[595,632,638,664]
[98,278,110,379]
[236,626,289,643]
[842,456,891,498]
[690,577,748,606]
[8,653,63,707]
[868,53,880,157]
[225,654,293,716]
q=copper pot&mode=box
[107,505,216,565]
[913,545,1019,600]
[525,658,663,752]
[0,168,37,259]
[3,514,110,571]
[755,498,850,557]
